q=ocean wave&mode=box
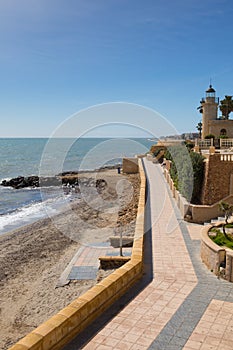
[0,193,76,235]
[0,202,47,233]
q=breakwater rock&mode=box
[1,174,79,189]
[0,174,109,190]
[1,176,40,189]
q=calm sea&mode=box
[0,138,153,234]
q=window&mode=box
[220,128,227,136]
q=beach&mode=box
[0,169,140,349]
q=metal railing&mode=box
[200,97,219,104]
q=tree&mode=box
[196,121,202,138]
[218,201,233,240]
[190,152,205,204]
[219,95,233,119]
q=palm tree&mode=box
[218,201,233,239]
[219,96,233,119]
[196,121,202,138]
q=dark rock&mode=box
[1,176,27,189]
[1,175,61,189]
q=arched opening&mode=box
[220,128,227,136]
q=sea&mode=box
[0,138,153,234]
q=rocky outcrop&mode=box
[0,174,108,190]
[0,165,123,190]
[1,176,40,189]
[0,175,75,189]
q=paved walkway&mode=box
[58,245,132,284]
[64,158,233,350]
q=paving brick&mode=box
[63,161,233,350]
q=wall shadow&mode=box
[63,174,153,349]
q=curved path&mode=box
[64,158,233,350]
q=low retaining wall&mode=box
[226,249,233,282]
[201,224,233,282]
[9,159,146,350]
[201,225,225,275]
[190,195,233,223]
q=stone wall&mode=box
[208,119,233,139]
[201,153,233,205]
[122,157,139,174]
[226,250,233,282]
[190,194,233,223]
[201,225,225,275]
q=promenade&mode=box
[64,158,233,350]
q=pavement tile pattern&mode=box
[68,266,99,280]
[67,245,132,280]
[184,299,233,350]
[63,159,233,349]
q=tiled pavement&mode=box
[63,158,233,349]
[59,244,132,282]
[184,300,233,350]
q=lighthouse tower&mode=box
[201,85,219,139]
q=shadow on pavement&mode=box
[63,178,153,349]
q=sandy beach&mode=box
[0,169,140,349]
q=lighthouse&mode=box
[201,85,219,139]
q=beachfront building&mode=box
[200,84,233,140]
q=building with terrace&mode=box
[199,84,233,143]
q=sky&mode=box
[1,0,233,137]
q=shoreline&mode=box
[0,166,123,236]
[0,170,140,350]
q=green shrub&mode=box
[205,134,215,139]
[210,230,233,249]
[164,145,204,203]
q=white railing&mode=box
[220,138,233,149]
[220,154,233,162]
[198,139,213,149]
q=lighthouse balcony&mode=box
[201,97,219,104]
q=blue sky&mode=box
[0,0,233,137]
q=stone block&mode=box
[18,333,43,350]
[33,321,57,350]
[8,345,28,350]
[58,306,82,330]
[122,158,139,173]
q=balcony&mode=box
[201,97,219,104]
